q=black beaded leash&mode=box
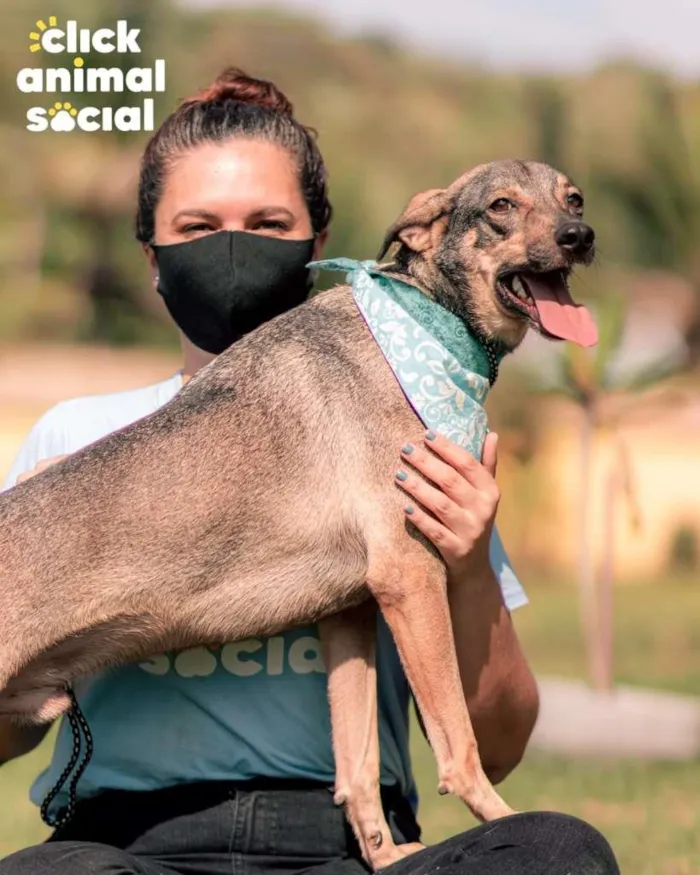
[39,686,93,829]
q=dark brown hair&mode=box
[135,67,332,243]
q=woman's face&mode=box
[148,137,326,254]
[145,137,327,373]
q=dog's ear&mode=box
[378,188,451,260]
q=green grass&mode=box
[515,577,700,695]
[411,733,700,875]
[410,578,700,873]
[1,581,699,871]
[0,736,52,857]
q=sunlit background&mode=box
[1,1,699,871]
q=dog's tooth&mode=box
[511,275,526,295]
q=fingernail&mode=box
[395,470,408,482]
[404,505,415,515]
[425,430,436,441]
[401,444,414,455]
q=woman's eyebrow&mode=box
[171,206,296,223]
[249,206,296,220]
[172,208,220,224]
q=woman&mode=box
[0,69,619,875]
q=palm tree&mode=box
[538,293,686,692]
[594,73,700,367]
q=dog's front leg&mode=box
[370,556,515,824]
[319,603,424,871]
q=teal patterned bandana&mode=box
[310,258,507,458]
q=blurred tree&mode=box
[538,294,686,692]
[594,74,700,367]
[69,0,169,343]
[528,78,567,169]
[3,3,700,350]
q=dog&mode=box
[0,160,597,870]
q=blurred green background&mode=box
[1,1,700,871]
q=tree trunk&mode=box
[578,408,607,691]
[682,290,700,370]
[79,209,137,344]
[598,463,616,694]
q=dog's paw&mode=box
[467,792,516,822]
[396,842,426,857]
[369,841,425,871]
[438,767,516,823]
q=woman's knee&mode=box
[518,811,620,874]
[0,841,142,875]
[443,810,620,875]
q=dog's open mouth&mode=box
[497,270,598,347]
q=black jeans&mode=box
[0,779,619,875]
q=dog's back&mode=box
[0,287,420,717]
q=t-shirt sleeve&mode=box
[489,525,528,611]
[1,405,68,493]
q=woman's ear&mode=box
[142,243,158,288]
[312,228,329,261]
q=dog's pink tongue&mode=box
[524,272,598,347]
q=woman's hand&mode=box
[15,455,68,486]
[394,430,500,579]
[395,430,539,781]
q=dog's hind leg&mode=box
[319,603,424,871]
[368,548,515,825]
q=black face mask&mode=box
[151,230,316,354]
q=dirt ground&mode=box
[0,343,180,476]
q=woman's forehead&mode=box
[162,140,303,212]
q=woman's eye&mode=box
[181,223,214,234]
[489,198,515,213]
[254,220,288,231]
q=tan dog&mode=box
[0,160,597,869]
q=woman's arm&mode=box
[444,563,539,783]
[0,719,50,765]
[395,431,539,783]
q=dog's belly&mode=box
[0,520,372,719]
[166,523,373,644]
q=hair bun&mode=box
[183,67,294,116]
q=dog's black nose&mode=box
[555,221,595,254]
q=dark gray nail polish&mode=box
[404,505,415,515]
[395,470,408,482]
[425,430,436,441]
[401,444,414,455]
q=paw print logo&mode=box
[48,101,78,132]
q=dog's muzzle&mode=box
[555,221,595,258]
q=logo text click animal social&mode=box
[18,16,165,133]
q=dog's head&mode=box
[379,160,598,351]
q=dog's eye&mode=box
[567,193,584,211]
[489,198,514,213]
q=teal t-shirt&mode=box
[2,373,528,818]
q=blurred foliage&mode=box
[669,524,699,575]
[1,0,700,353]
[535,292,687,690]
